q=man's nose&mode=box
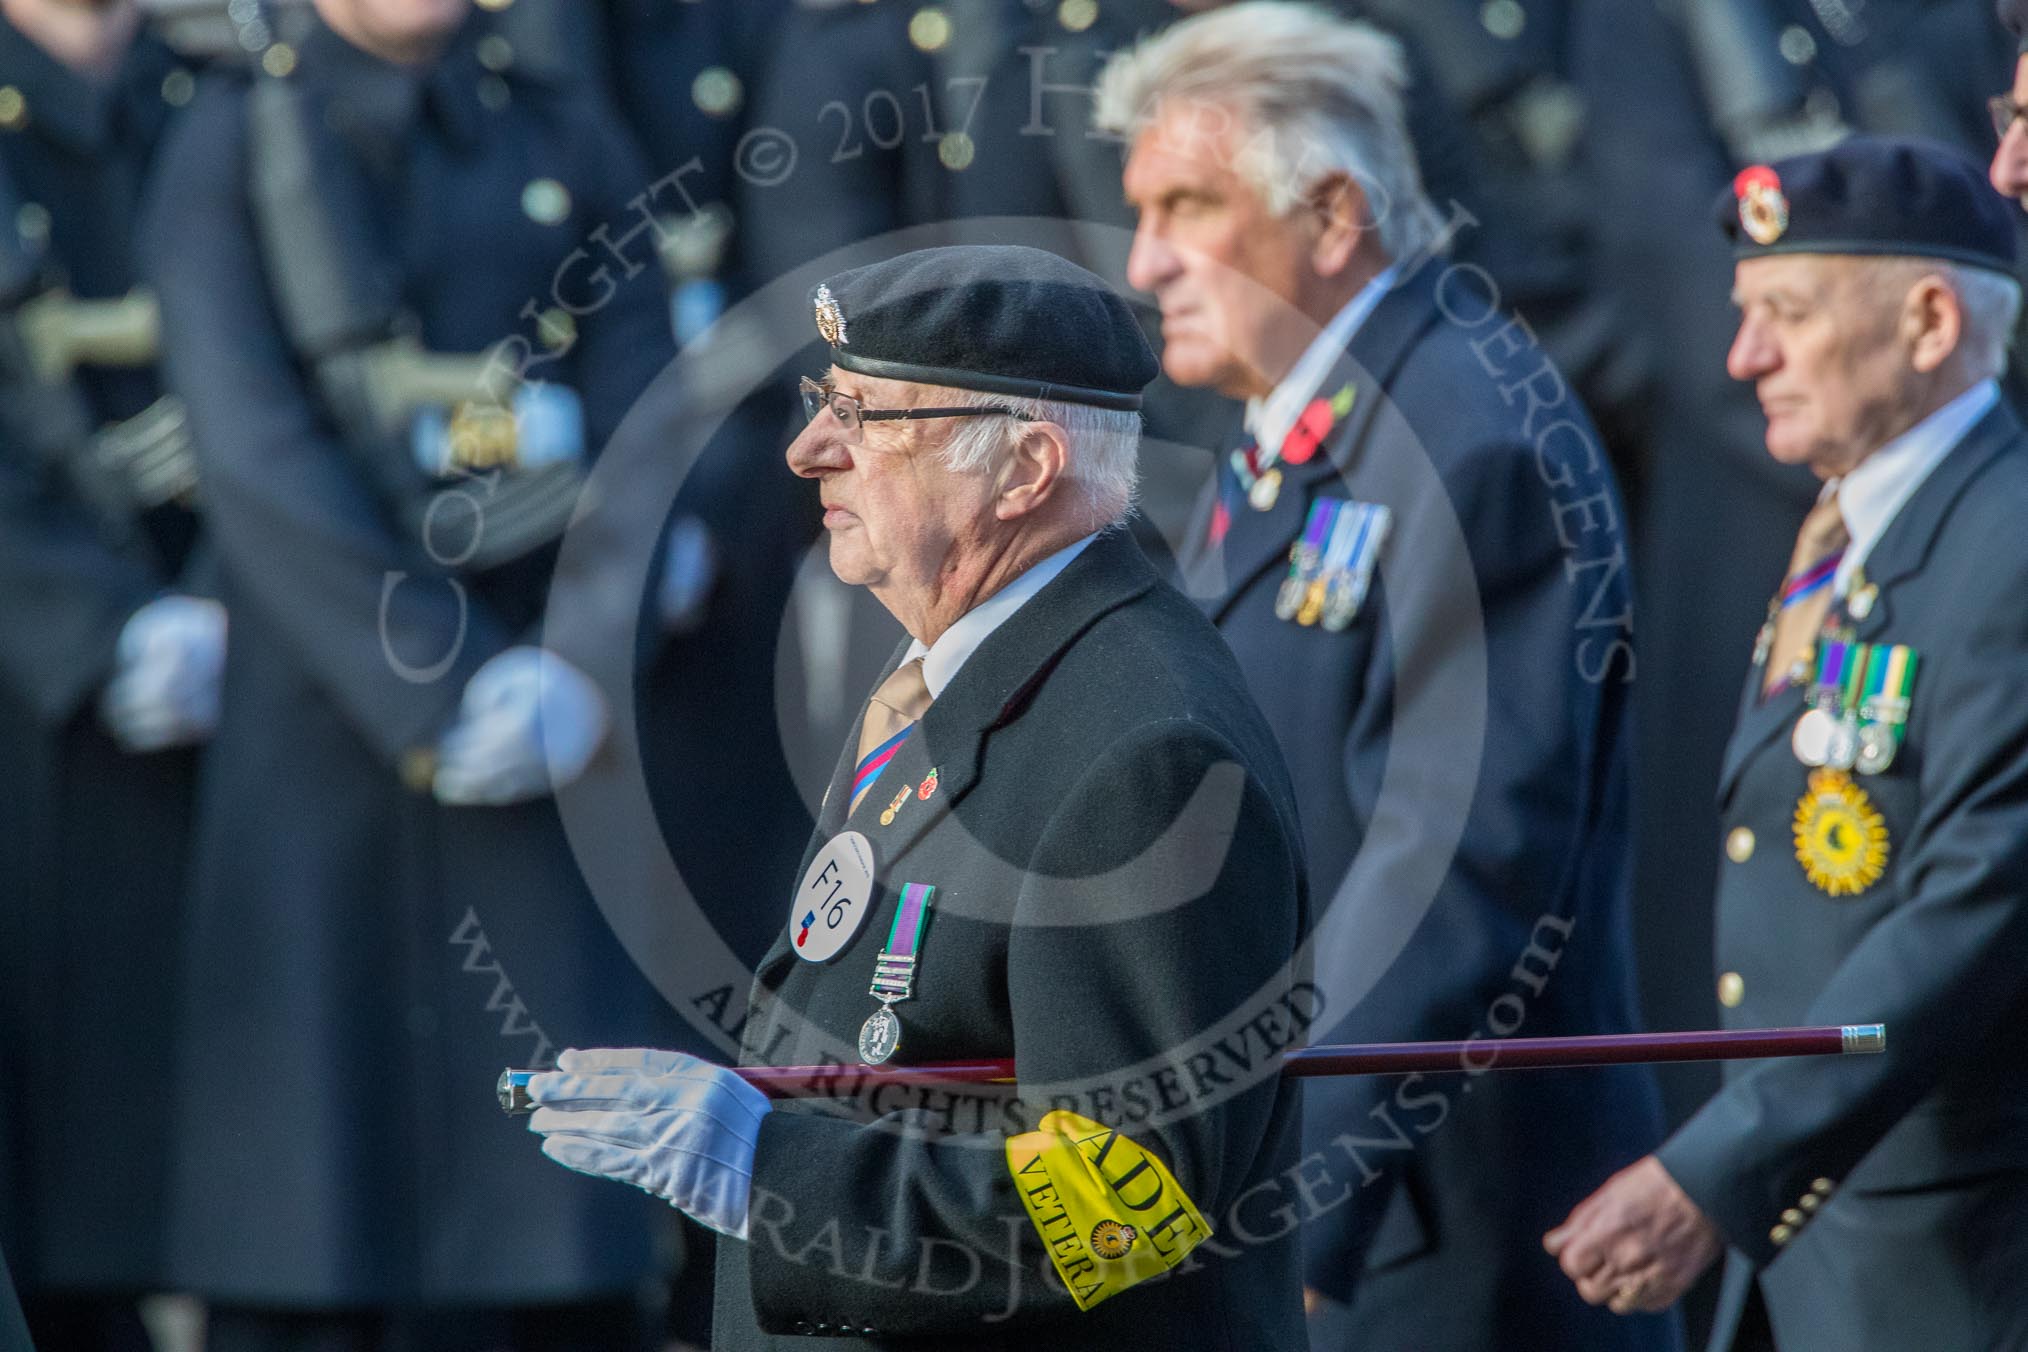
[1726,314,1779,383]
[1126,223,1182,296]
[785,420,848,478]
[1991,120,2028,201]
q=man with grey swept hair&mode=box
[1100,6,1677,1351]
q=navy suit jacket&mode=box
[1660,400,2028,1352]
[1180,262,1676,1350]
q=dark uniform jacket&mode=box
[1659,399,2028,1352]
[1181,263,1678,1351]
[0,1247,28,1352]
[713,530,1312,1349]
[0,19,202,1296]
[141,16,682,1305]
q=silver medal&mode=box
[1855,722,1898,775]
[1791,707,1834,767]
[1824,713,1861,771]
[1274,572,1308,621]
[858,1004,901,1065]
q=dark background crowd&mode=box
[1,1,2020,1350]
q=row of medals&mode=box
[1761,586,1904,776]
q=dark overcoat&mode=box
[0,20,202,1294]
[141,16,685,1304]
[712,531,1314,1349]
[1181,263,1679,1350]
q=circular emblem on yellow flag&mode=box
[1090,1219,1138,1260]
[1793,769,1888,896]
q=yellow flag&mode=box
[1005,1110,1213,1312]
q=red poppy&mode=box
[1282,397,1334,466]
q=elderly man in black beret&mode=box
[526,245,1314,1349]
[1547,136,2028,1351]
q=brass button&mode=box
[1059,0,1098,30]
[1781,1207,1805,1226]
[938,131,976,171]
[0,86,28,131]
[400,747,438,793]
[691,66,742,118]
[909,6,952,50]
[1718,972,1745,1008]
[521,177,571,225]
[1811,1177,1835,1197]
[1770,1222,1794,1245]
[1726,826,1756,862]
[1799,1193,1822,1213]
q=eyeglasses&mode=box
[799,376,1034,445]
[1991,93,2028,140]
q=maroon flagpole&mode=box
[501,1025,1883,1110]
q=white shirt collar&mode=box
[903,534,1097,698]
[1828,378,1998,593]
[1244,263,1401,457]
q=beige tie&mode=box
[851,657,932,812]
[1763,491,1850,696]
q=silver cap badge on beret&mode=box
[814,284,848,346]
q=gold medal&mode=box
[879,784,910,826]
[1793,769,1889,896]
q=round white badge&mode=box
[790,831,877,963]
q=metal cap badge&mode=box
[814,283,848,346]
[1733,165,1789,246]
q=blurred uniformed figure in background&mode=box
[1988,0,2028,211]
[137,0,685,1347]
[0,3,208,1348]
[1099,8,1675,1351]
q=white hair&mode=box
[1094,1,1445,266]
[1940,263,2022,382]
[1866,256,2022,382]
[929,388,1142,534]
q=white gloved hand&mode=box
[432,646,608,805]
[100,595,226,752]
[527,1047,772,1240]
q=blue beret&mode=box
[1715,135,2016,275]
[810,245,1159,412]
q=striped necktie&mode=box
[850,657,931,814]
[1763,491,1850,697]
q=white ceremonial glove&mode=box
[432,646,608,806]
[527,1047,772,1240]
[100,595,226,752]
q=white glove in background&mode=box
[432,645,608,806]
[656,514,717,634]
[527,1047,772,1241]
[100,594,226,753]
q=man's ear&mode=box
[1309,172,1368,279]
[1903,274,1964,375]
[995,420,1070,521]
